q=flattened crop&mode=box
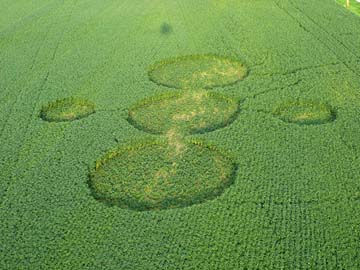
[148,55,248,89]
[272,100,336,125]
[128,90,239,135]
[88,140,237,211]
[40,97,95,122]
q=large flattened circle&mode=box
[41,97,95,122]
[149,55,248,89]
[128,90,239,135]
[272,100,336,125]
[89,140,237,211]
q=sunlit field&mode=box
[1,0,360,269]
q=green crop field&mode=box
[1,0,360,269]
[336,0,360,16]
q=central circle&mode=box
[128,90,239,135]
[89,140,237,211]
[148,54,248,89]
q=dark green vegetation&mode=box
[160,22,172,35]
[1,0,360,269]
[272,100,336,125]
[89,140,236,211]
[128,90,239,135]
[149,54,248,89]
[40,97,95,122]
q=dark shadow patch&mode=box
[160,22,172,35]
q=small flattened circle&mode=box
[41,98,95,122]
[148,55,248,89]
[272,100,336,125]
[128,90,239,135]
[88,140,237,211]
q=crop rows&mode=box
[0,0,360,269]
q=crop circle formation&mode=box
[128,90,239,135]
[40,97,95,122]
[89,140,237,211]
[272,100,336,125]
[148,55,248,89]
